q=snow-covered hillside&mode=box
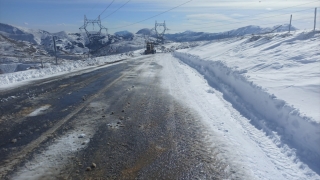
[0,23,154,60]
[0,23,89,56]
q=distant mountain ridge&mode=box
[164,24,298,42]
[0,23,90,56]
[0,23,299,58]
[0,23,151,59]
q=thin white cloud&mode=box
[230,14,246,17]
[186,13,236,22]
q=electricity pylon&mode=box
[154,21,168,44]
[79,15,108,43]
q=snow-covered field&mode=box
[158,52,320,179]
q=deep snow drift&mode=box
[171,30,320,178]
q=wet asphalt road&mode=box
[0,55,226,179]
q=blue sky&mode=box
[0,0,319,34]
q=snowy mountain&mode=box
[114,30,134,39]
[0,23,299,62]
[136,28,156,35]
[165,24,298,42]
[0,23,89,56]
[0,23,148,60]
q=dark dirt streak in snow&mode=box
[0,56,226,179]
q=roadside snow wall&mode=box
[173,52,320,160]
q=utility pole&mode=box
[314,8,317,31]
[52,36,58,65]
[289,14,292,33]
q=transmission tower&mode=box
[154,21,168,44]
[79,15,108,43]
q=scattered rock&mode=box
[78,134,85,138]
[111,112,114,115]
[121,109,124,112]
[132,85,134,88]
[119,116,124,120]
[82,97,86,101]
[82,142,86,145]
[117,122,121,124]
[102,115,106,118]
[11,139,17,143]
[76,170,79,173]
[91,163,96,168]
[86,167,91,171]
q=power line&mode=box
[96,0,116,19]
[108,0,193,29]
[101,0,131,20]
[87,0,103,15]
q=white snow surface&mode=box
[178,30,320,122]
[0,54,131,89]
[28,105,51,117]
[158,53,320,179]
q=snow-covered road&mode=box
[158,53,320,180]
[0,52,319,179]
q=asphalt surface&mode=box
[0,55,226,179]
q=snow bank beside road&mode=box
[173,52,320,165]
[0,54,129,87]
[179,30,320,121]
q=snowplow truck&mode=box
[145,42,156,54]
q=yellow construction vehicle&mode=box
[144,42,156,54]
